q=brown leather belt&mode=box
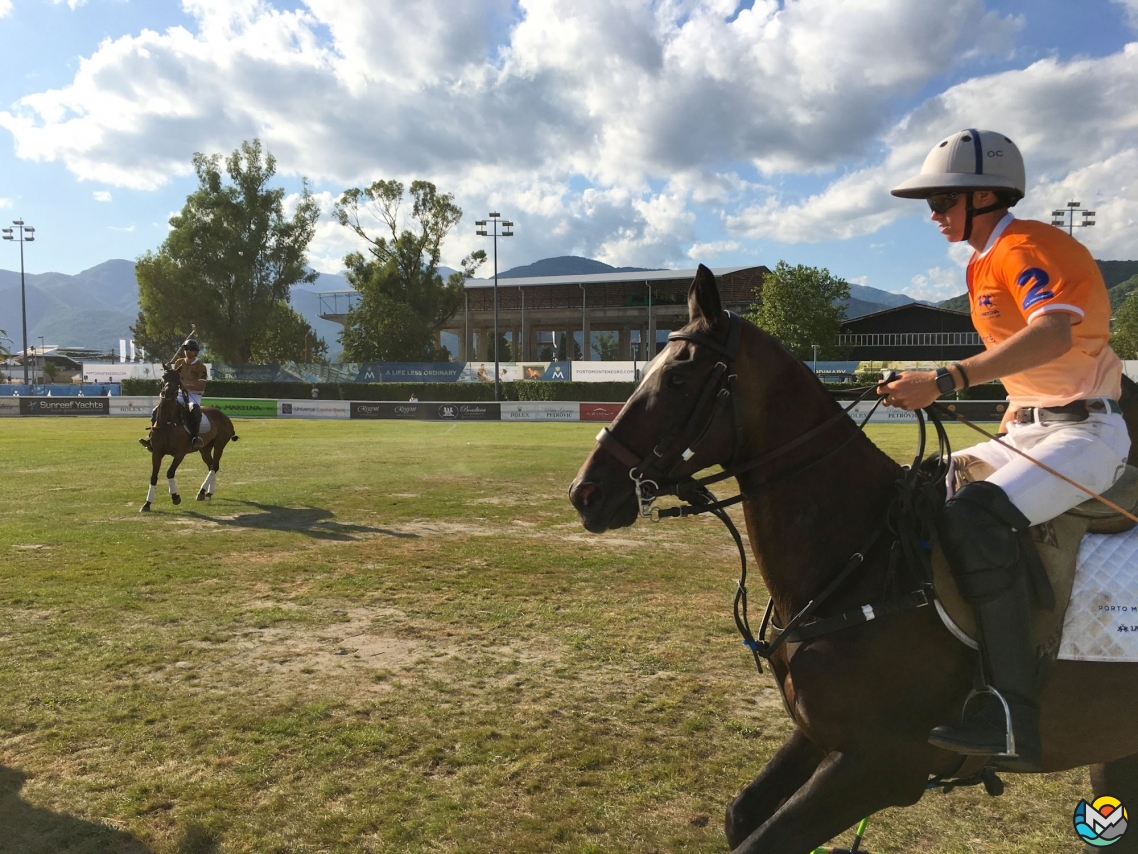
[1013,398,1121,425]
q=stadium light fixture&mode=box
[1051,201,1095,238]
[475,213,514,401]
[2,219,36,384]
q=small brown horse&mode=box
[140,367,239,512]
[569,265,1138,854]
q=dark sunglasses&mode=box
[926,192,960,215]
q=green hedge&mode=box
[121,378,638,402]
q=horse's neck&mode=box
[737,393,903,618]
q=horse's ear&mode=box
[688,264,723,329]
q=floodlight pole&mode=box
[1050,201,1095,238]
[1,219,36,385]
[475,213,514,402]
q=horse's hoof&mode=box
[196,490,206,502]
[172,494,182,505]
[140,503,151,513]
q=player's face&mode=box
[928,192,966,242]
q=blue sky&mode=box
[1,0,1137,303]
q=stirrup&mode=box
[961,687,1017,758]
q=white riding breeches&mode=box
[958,408,1131,526]
[183,391,202,408]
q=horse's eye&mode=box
[667,372,687,388]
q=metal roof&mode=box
[462,265,759,289]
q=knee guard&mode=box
[938,481,1031,605]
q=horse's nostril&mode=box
[572,481,603,509]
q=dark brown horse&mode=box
[140,367,239,512]
[569,265,1138,854]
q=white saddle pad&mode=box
[1058,525,1138,662]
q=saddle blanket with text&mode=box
[1058,525,1138,662]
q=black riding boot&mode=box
[189,405,204,449]
[928,481,1043,772]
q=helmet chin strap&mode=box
[962,191,1007,242]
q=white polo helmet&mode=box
[891,129,1025,202]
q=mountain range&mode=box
[0,254,966,360]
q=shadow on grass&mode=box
[0,765,154,853]
[181,500,420,541]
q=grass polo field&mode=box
[0,417,1093,853]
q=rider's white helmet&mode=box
[891,129,1025,202]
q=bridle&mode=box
[596,311,883,519]
[592,310,947,673]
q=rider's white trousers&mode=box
[960,408,1131,526]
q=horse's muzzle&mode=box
[569,475,638,532]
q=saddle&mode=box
[932,457,1138,656]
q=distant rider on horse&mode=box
[140,338,208,451]
[880,129,1130,771]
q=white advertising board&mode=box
[570,361,637,382]
[279,399,351,419]
[0,398,18,417]
[110,397,159,416]
[1124,361,1138,382]
[499,401,580,422]
[844,401,921,423]
[82,363,212,383]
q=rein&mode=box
[597,312,951,674]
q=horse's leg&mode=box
[197,446,215,501]
[730,748,927,854]
[166,456,184,506]
[1087,753,1138,853]
[725,728,825,849]
[141,452,162,512]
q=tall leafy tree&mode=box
[132,139,323,364]
[333,180,485,361]
[1110,290,1138,359]
[746,261,850,359]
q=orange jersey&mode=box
[967,216,1121,407]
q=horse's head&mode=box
[570,264,766,532]
[160,365,181,401]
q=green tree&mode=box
[333,180,485,361]
[132,139,322,364]
[41,361,61,383]
[1110,290,1138,359]
[746,261,850,359]
[592,331,619,360]
[251,302,329,364]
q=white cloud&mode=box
[0,0,11,19]
[688,240,740,259]
[1113,0,1138,29]
[729,44,1138,258]
[0,197,12,209]
[52,0,87,8]
[93,190,112,202]
[6,0,1138,272]
[908,266,968,302]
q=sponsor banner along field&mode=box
[278,400,351,419]
[0,418,1095,854]
[18,396,110,416]
[201,397,279,418]
[0,397,19,416]
[500,402,580,422]
[571,361,638,382]
[110,396,159,416]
